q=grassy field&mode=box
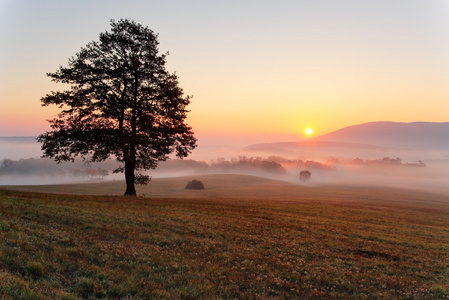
[1,174,449,299]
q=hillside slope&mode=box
[0,186,448,298]
[314,121,449,150]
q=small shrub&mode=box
[185,180,204,190]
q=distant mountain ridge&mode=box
[245,140,394,153]
[244,122,449,160]
[314,122,449,150]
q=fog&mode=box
[0,137,42,160]
[1,136,448,195]
[296,163,449,195]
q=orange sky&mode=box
[1,1,448,145]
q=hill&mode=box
[245,122,449,160]
[2,174,296,199]
[314,121,449,150]
[1,179,448,298]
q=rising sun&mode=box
[305,128,313,135]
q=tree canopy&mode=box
[38,19,197,196]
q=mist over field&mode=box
[1,122,449,195]
[0,137,42,160]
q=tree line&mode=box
[326,157,426,167]
[0,156,334,178]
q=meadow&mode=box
[1,174,448,299]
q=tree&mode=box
[38,19,197,196]
[97,168,109,178]
[299,170,311,182]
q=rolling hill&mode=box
[245,122,449,160]
[1,173,449,298]
[314,121,449,150]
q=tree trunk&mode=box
[124,160,137,196]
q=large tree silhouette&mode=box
[38,19,196,196]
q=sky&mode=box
[1,0,448,146]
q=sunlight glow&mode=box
[305,128,313,135]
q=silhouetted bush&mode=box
[185,180,204,190]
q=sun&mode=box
[305,128,313,135]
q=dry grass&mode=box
[1,174,448,299]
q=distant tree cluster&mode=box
[155,159,209,173]
[326,157,426,168]
[209,156,286,174]
[140,156,338,175]
[143,156,290,174]
[156,156,287,174]
[265,156,335,171]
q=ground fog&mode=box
[1,137,448,195]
